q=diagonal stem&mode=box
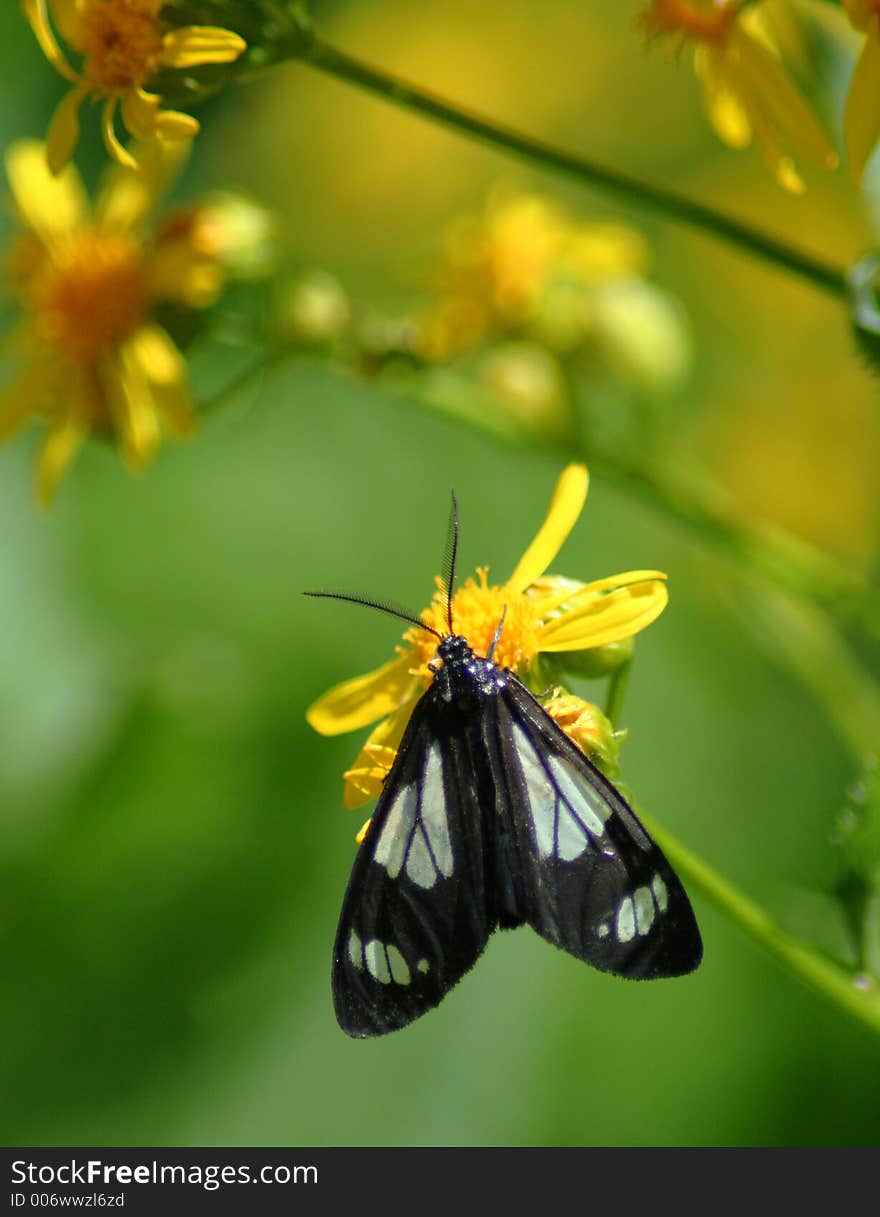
[639,809,880,1039]
[292,33,848,299]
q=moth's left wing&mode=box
[489,677,702,979]
[332,693,496,1037]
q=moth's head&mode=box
[427,634,472,675]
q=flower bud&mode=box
[275,270,351,347]
[542,693,621,778]
[478,341,571,440]
[593,277,691,395]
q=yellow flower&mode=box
[843,1,880,185]
[0,138,223,502]
[307,464,668,809]
[641,0,838,193]
[423,192,648,357]
[22,0,246,173]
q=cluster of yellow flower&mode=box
[2,0,247,501]
[642,0,880,191]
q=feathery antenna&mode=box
[303,591,443,639]
[441,490,460,636]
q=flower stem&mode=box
[291,33,847,299]
[638,808,880,1038]
[604,653,633,727]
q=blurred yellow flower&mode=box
[307,464,668,808]
[22,0,246,173]
[424,192,648,357]
[641,0,838,193]
[843,1,880,184]
[0,138,224,502]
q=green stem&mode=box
[604,655,633,728]
[639,809,880,1038]
[288,33,847,299]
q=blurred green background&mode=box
[1,0,879,1146]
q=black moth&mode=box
[307,495,701,1038]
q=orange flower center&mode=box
[640,0,736,44]
[403,568,541,684]
[80,0,165,92]
[32,231,147,364]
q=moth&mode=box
[307,497,702,1037]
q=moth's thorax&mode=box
[432,634,508,705]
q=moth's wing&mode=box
[490,677,702,979]
[332,695,496,1037]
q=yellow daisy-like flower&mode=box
[423,192,648,358]
[307,464,668,810]
[22,0,246,174]
[1,138,224,502]
[843,1,880,184]
[641,0,838,193]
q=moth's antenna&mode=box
[303,591,443,640]
[441,490,459,636]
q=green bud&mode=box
[541,636,634,681]
[478,342,571,440]
[201,192,279,281]
[275,270,351,347]
[593,278,691,395]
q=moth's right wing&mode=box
[489,676,702,980]
[332,695,496,1037]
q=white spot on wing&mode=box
[417,959,430,974]
[546,754,608,840]
[616,896,636,943]
[512,724,556,857]
[421,741,453,878]
[596,922,609,939]
[652,873,668,912]
[364,939,391,983]
[405,826,437,888]
[634,885,655,936]
[374,783,417,878]
[348,930,363,971]
[386,944,411,985]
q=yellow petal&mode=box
[0,362,47,439]
[104,347,160,468]
[153,110,200,140]
[505,463,588,595]
[48,0,85,48]
[5,138,88,248]
[695,47,751,150]
[46,82,88,176]
[740,83,806,194]
[844,29,880,186]
[730,28,838,169]
[342,700,412,808]
[96,127,191,232]
[126,325,196,436]
[23,0,80,81]
[159,26,246,69]
[537,579,669,651]
[101,97,139,171]
[120,87,161,141]
[532,569,667,619]
[306,653,417,736]
[36,414,86,506]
